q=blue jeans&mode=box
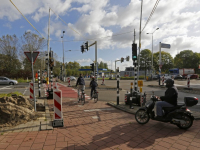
[156,101,174,116]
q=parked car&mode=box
[152,75,159,80]
[174,75,183,80]
[0,77,18,85]
[69,76,76,81]
[189,74,199,79]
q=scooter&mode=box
[135,92,198,129]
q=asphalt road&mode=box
[0,79,200,111]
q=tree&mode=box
[0,34,22,78]
[20,31,46,73]
[139,49,152,78]
[153,51,174,73]
[174,50,200,73]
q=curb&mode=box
[107,102,200,120]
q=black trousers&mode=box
[91,87,96,97]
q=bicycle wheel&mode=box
[81,94,85,105]
[94,93,98,103]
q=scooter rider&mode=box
[155,78,178,120]
[90,76,98,99]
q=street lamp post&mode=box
[61,31,65,81]
[147,28,159,79]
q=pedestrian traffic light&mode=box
[85,41,89,51]
[90,63,94,71]
[132,43,137,61]
[121,57,124,63]
[81,45,84,53]
[126,56,130,61]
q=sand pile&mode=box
[0,95,40,128]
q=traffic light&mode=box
[121,57,124,63]
[85,41,89,51]
[126,56,130,61]
[81,45,84,53]
[49,51,54,67]
[45,53,48,65]
[90,63,94,72]
[60,65,63,73]
[132,43,137,61]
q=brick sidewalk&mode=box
[1,86,200,149]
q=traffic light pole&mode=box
[47,8,51,90]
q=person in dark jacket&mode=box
[155,78,178,120]
[90,76,98,99]
[76,74,85,102]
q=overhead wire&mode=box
[141,0,160,32]
[50,30,135,42]
[9,0,46,39]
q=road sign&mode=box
[24,51,40,64]
[138,80,143,87]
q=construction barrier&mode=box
[53,82,58,90]
[162,75,164,85]
[53,89,63,127]
[67,77,71,87]
[29,82,34,100]
[101,76,105,85]
[187,75,190,88]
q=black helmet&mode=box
[165,78,174,88]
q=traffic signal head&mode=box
[90,63,94,71]
[126,56,130,61]
[121,57,124,63]
[85,41,89,51]
[81,45,84,53]
[132,43,137,61]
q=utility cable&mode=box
[50,8,82,36]
[50,30,135,42]
[142,0,160,32]
[9,0,46,39]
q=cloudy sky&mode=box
[1,0,200,71]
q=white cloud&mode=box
[3,23,12,29]
[77,58,92,64]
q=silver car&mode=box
[0,77,18,85]
[69,76,76,81]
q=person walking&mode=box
[76,74,85,102]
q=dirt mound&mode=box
[0,94,41,128]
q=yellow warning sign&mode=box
[138,80,143,87]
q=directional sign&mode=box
[24,51,40,65]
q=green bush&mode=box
[0,92,23,98]
[17,78,31,83]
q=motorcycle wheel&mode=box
[177,114,193,130]
[135,109,150,124]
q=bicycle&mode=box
[77,87,85,105]
[92,90,98,103]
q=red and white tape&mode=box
[68,77,71,86]
[102,76,105,85]
[29,82,34,100]
[187,76,190,88]
[162,76,164,85]
[53,90,62,120]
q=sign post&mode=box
[24,51,40,112]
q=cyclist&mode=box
[76,74,85,102]
[90,76,98,99]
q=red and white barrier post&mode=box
[67,77,71,87]
[53,82,58,90]
[162,75,165,85]
[101,76,105,85]
[29,82,34,100]
[187,75,190,88]
[53,89,63,127]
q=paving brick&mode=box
[0,143,9,149]
[5,144,19,150]
[172,143,187,150]
[30,143,44,150]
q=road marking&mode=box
[0,86,12,90]
[92,116,99,119]
[84,108,115,112]
[23,85,30,95]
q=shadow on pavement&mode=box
[60,122,186,150]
